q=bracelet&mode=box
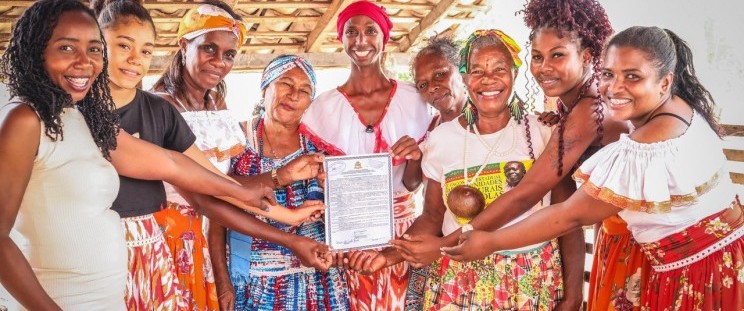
[271,169,281,188]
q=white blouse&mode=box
[301,81,432,195]
[574,111,740,242]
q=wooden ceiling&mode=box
[0,0,493,72]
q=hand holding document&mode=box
[323,154,394,250]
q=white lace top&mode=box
[574,111,740,242]
[161,95,246,206]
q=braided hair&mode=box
[0,0,119,159]
[607,26,721,136]
[522,0,613,176]
[151,0,242,106]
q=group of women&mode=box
[0,0,740,310]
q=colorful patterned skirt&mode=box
[346,193,415,311]
[232,266,349,311]
[640,199,744,310]
[122,214,185,311]
[423,240,564,311]
[587,215,650,311]
[154,202,219,311]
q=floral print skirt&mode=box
[154,202,219,311]
[423,240,564,311]
[588,215,650,311]
[640,199,744,310]
[122,214,186,311]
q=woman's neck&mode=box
[108,81,137,109]
[263,116,299,138]
[473,109,511,135]
[344,63,389,95]
[181,74,210,110]
[558,72,594,109]
[441,95,467,123]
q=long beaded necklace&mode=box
[447,119,517,220]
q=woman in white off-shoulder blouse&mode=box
[442,26,744,311]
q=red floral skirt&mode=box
[640,199,744,310]
[588,215,650,311]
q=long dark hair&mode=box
[0,0,119,159]
[91,0,154,35]
[607,26,721,136]
[522,0,613,176]
[151,0,242,107]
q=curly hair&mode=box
[91,0,154,35]
[608,26,721,136]
[522,0,613,176]
[151,0,242,107]
[0,0,119,159]
[411,35,460,79]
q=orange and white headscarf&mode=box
[177,4,247,44]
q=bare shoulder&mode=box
[0,103,40,133]
[630,99,693,143]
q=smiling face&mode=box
[504,161,526,187]
[180,30,238,90]
[342,15,384,67]
[103,16,155,90]
[263,67,314,127]
[463,44,515,116]
[529,27,591,97]
[413,52,465,113]
[599,45,673,125]
[43,10,104,102]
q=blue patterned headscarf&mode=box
[260,55,317,98]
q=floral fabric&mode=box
[588,215,651,311]
[640,200,744,310]
[422,240,563,311]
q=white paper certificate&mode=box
[323,153,394,250]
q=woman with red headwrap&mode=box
[300,1,432,310]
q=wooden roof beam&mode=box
[397,0,459,52]
[305,0,355,53]
[0,1,483,12]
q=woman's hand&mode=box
[537,111,560,126]
[343,250,387,275]
[277,153,325,184]
[389,234,442,268]
[215,275,235,311]
[288,200,325,226]
[390,135,422,162]
[440,229,496,262]
[287,236,333,272]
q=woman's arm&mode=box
[110,131,254,204]
[0,105,61,310]
[551,177,585,311]
[391,136,424,191]
[439,98,606,247]
[207,220,234,311]
[181,145,324,225]
[190,194,332,271]
[442,186,621,262]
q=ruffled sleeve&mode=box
[573,132,724,214]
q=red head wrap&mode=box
[336,1,394,45]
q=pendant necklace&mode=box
[447,119,515,220]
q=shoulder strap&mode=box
[649,112,691,127]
